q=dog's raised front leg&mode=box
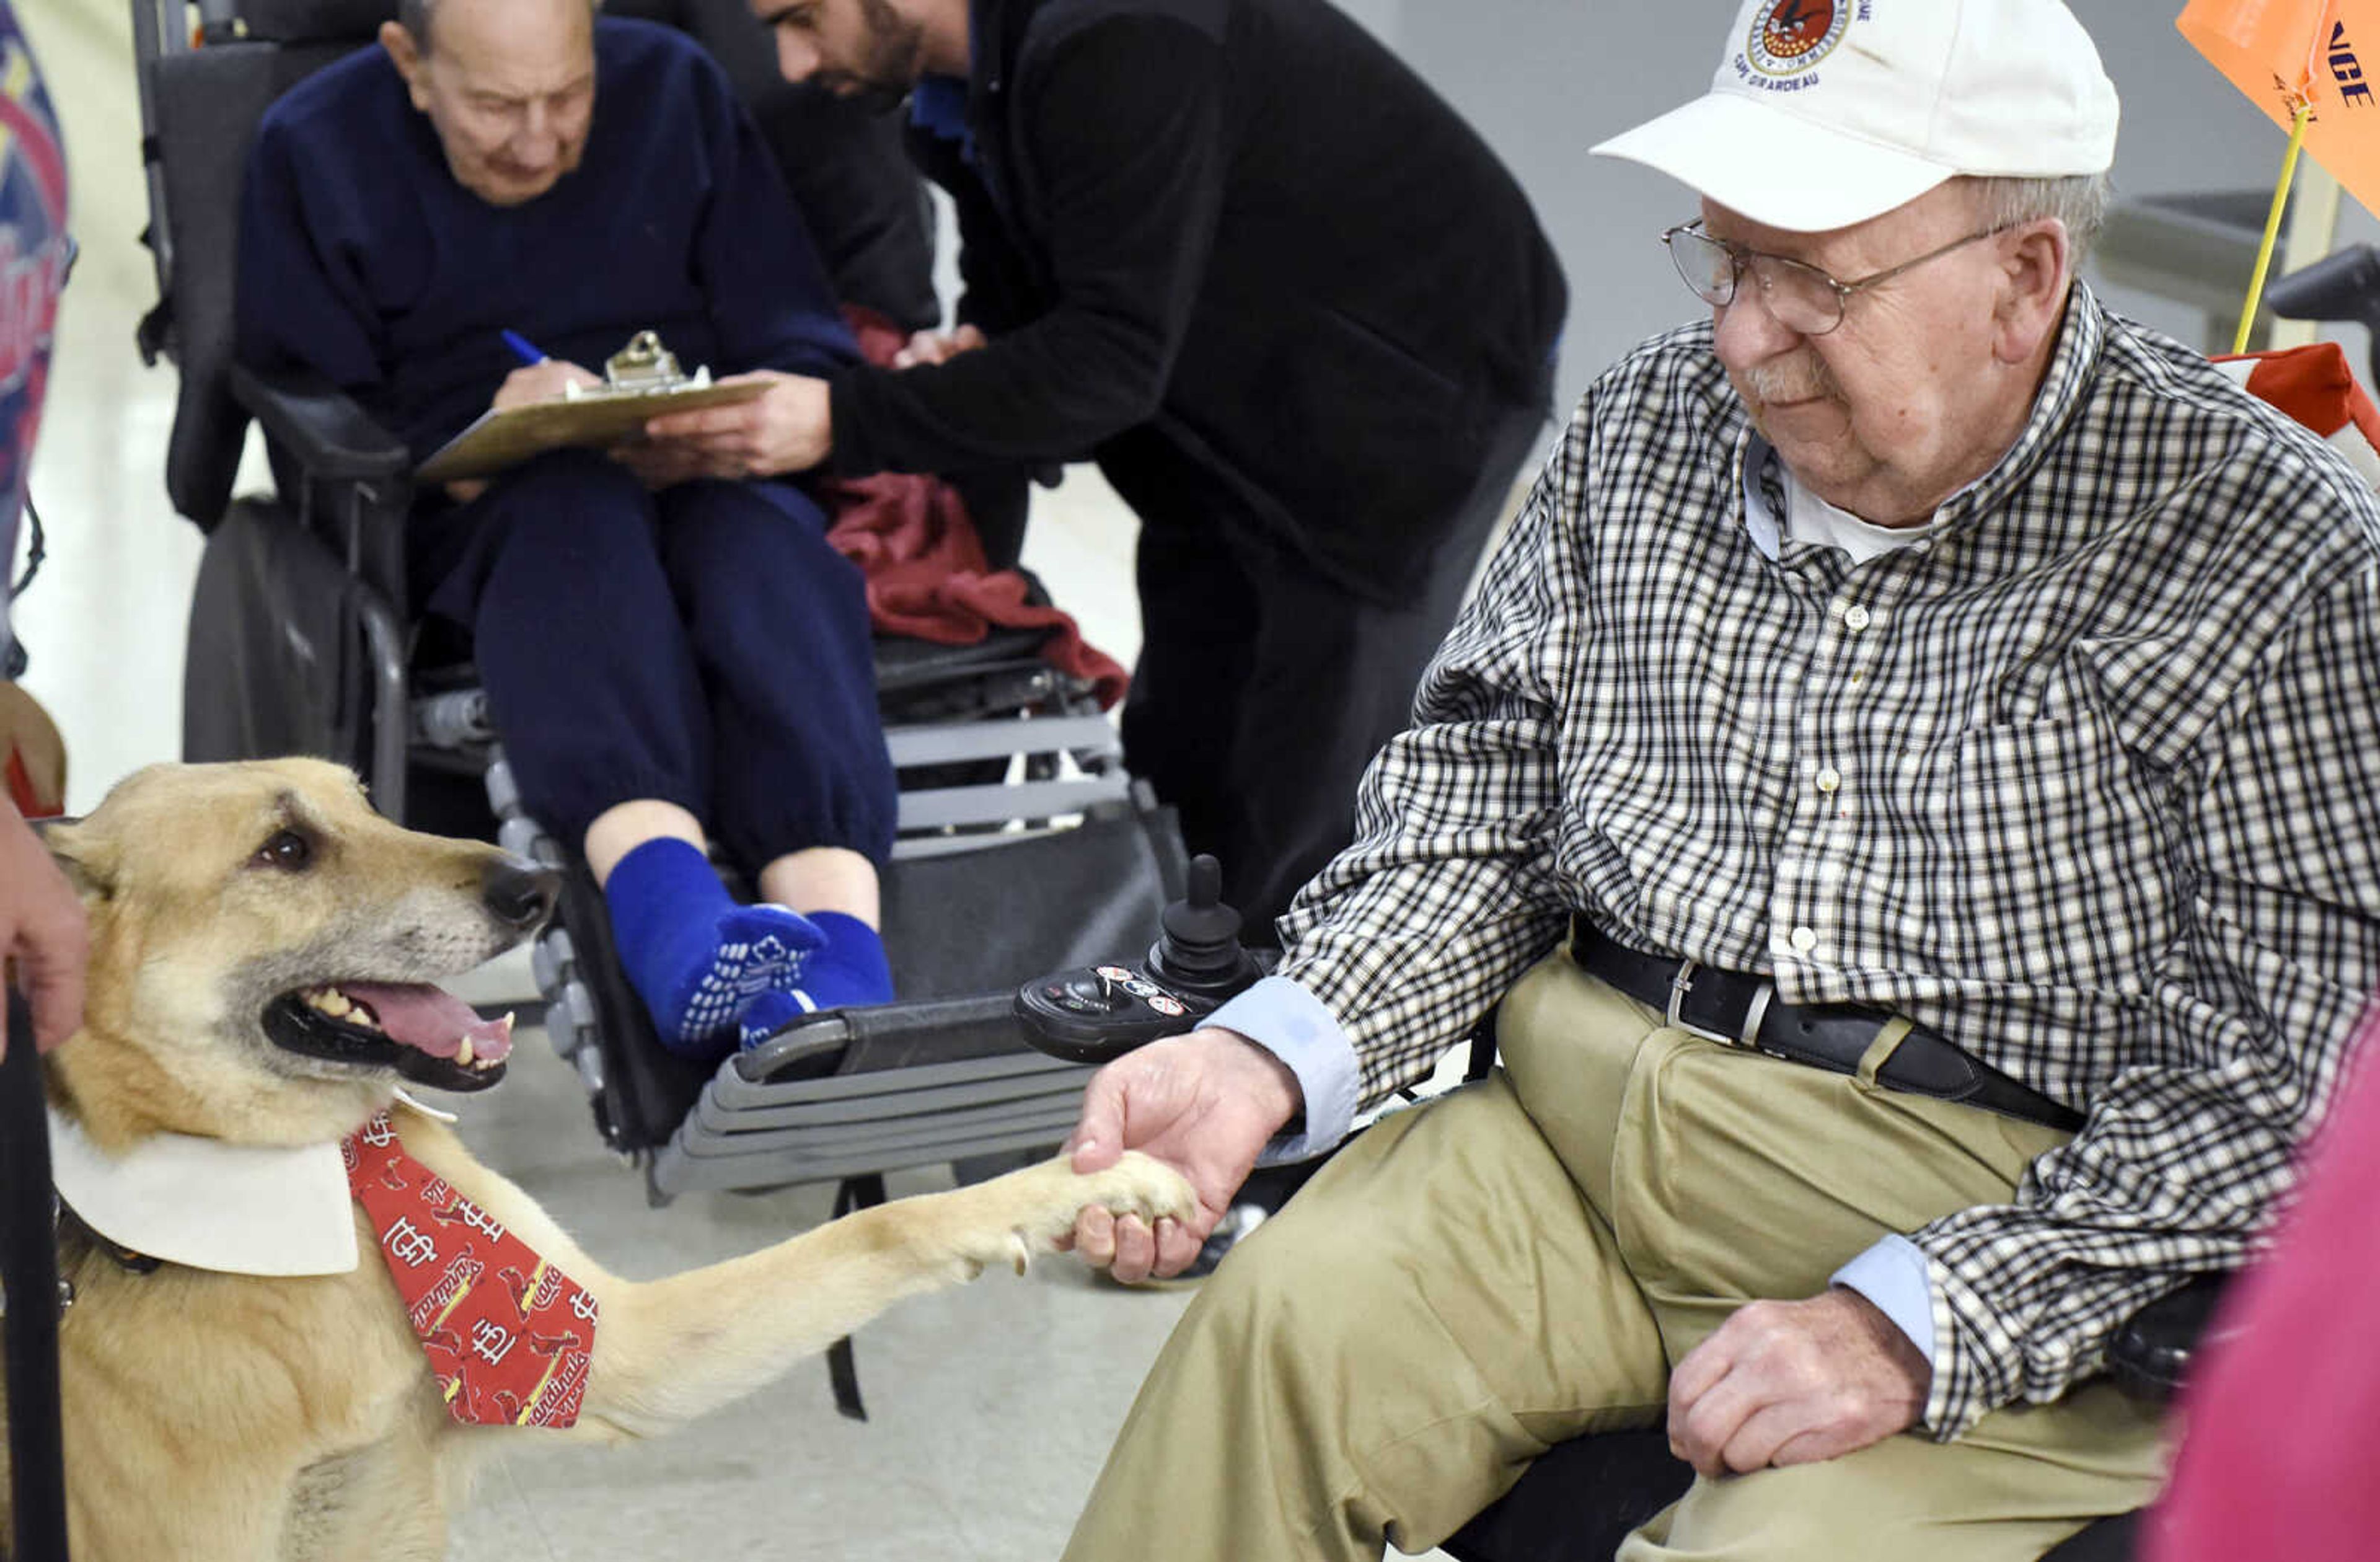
[563,1151,1192,1444]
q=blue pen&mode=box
[500,329,549,366]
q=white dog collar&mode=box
[48,1108,361,1277]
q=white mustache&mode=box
[1740,356,1839,407]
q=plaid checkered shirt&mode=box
[1274,285,2380,1440]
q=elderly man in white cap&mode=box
[1055,1,2380,1557]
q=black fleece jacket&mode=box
[825,0,1567,603]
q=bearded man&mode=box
[645,0,1569,942]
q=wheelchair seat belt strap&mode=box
[826,1172,888,1423]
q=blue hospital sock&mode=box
[602,838,824,1057]
[738,912,895,1051]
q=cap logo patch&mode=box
[1747,0,1849,79]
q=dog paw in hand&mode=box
[951,1152,1198,1277]
[1069,1150,1197,1234]
[1018,1150,1198,1274]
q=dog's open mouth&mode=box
[263,982,516,1092]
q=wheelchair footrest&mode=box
[648,994,1095,1201]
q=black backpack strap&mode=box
[1,991,69,1559]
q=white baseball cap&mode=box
[1592,0,2119,233]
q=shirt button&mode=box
[1789,925,1818,953]
[1843,604,1872,632]
[1816,767,1841,794]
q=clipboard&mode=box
[414,331,765,485]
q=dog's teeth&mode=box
[311,988,353,1018]
[456,1037,475,1067]
[499,1011,516,1039]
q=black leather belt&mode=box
[1569,919,2084,1133]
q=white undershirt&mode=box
[1781,462,1937,562]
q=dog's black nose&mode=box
[483,857,560,930]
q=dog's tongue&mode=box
[342,982,514,1062]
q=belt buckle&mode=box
[1665,960,1776,1050]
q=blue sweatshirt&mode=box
[236,17,857,461]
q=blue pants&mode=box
[411,451,895,870]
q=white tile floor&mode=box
[11,6,1474,1556]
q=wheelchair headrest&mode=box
[233,0,397,43]
[234,0,691,43]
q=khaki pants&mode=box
[1063,953,2169,1561]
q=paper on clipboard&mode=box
[413,331,764,484]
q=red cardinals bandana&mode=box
[342,1113,596,1428]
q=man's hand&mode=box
[1667,1288,1930,1478]
[1,801,88,1056]
[491,358,602,412]
[441,360,608,504]
[641,371,833,477]
[1064,1027,1302,1283]
[892,324,988,369]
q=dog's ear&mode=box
[34,816,115,901]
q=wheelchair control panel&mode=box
[1015,854,1264,1064]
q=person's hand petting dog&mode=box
[1666,1288,1931,1476]
[1062,1027,1302,1283]
[1,796,88,1057]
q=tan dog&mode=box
[13,759,1192,1561]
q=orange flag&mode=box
[2179,0,2380,216]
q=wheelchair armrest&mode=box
[736,992,1038,1084]
[2106,1272,2231,1402]
[227,363,411,483]
[2265,245,2380,330]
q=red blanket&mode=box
[822,310,1128,709]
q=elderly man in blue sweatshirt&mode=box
[236,0,897,1059]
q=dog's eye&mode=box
[255,829,314,871]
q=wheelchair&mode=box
[131,0,1187,1205]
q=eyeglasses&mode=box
[1661,219,2017,337]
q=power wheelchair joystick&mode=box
[1015,855,1264,1064]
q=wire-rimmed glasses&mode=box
[1661,219,2017,337]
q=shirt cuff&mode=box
[1831,1233,1937,1361]
[1206,976,1360,1164]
